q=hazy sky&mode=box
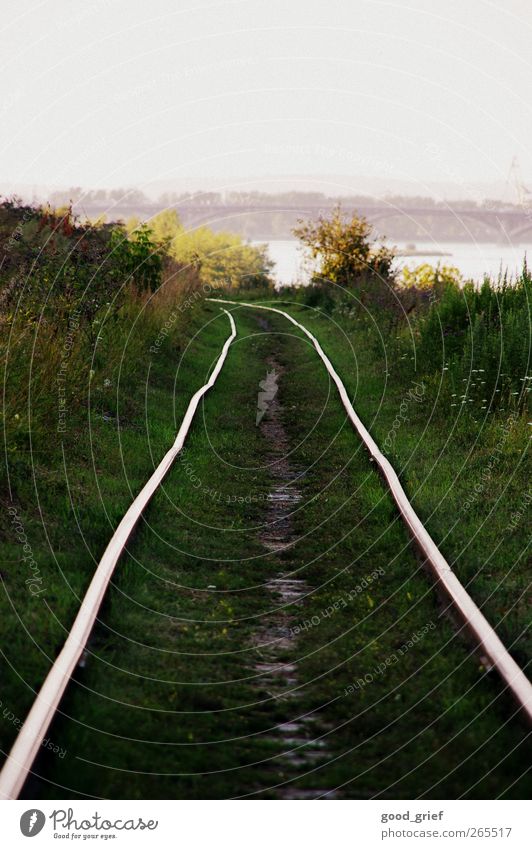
[2,0,532,196]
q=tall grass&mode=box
[0,200,202,497]
[407,270,531,412]
[283,266,531,415]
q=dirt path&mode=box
[249,348,335,799]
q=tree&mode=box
[149,209,183,251]
[149,211,273,289]
[109,224,162,293]
[293,205,395,288]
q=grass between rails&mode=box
[2,296,530,800]
[34,305,291,799]
[91,297,530,799]
[235,304,529,799]
[237,304,527,798]
[272,299,531,666]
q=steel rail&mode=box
[0,309,236,800]
[211,298,532,721]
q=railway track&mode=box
[214,300,532,719]
[0,309,236,800]
[0,299,530,800]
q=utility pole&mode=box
[506,156,532,206]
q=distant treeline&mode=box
[41,188,527,242]
[47,186,521,211]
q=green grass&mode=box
[249,305,530,798]
[2,296,530,800]
[272,299,531,666]
[18,305,289,798]
[1,303,238,782]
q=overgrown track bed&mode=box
[1,302,530,799]
[244,307,531,799]
[216,300,532,719]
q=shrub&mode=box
[293,205,395,290]
[0,200,202,497]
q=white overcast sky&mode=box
[1,0,532,196]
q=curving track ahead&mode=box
[0,300,530,799]
[212,299,532,721]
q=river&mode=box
[258,239,532,287]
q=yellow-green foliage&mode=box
[293,205,395,287]
[399,262,463,291]
[150,210,273,289]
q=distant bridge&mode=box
[76,201,532,241]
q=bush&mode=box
[398,263,463,292]
[293,205,395,290]
[0,200,202,496]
